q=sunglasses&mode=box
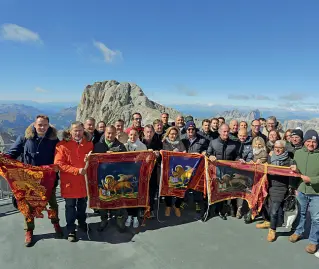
[187,128,195,131]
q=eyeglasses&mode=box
[134,118,142,121]
[187,128,195,131]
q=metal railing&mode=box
[0,143,13,200]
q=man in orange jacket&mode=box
[54,121,93,242]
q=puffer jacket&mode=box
[238,138,253,162]
[206,137,240,161]
[7,124,59,166]
[181,135,209,154]
[54,131,93,198]
[268,155,294,202]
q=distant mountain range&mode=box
[1,83,319,149]
[0,103,77,148]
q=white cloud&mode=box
[0,23,42,43]
[93,41,122,63]
[35,87,49,93]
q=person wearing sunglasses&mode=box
[125,112,144,140]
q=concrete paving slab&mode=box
[0,201,318,269]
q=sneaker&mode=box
[267,229,276,242]
[25,230,33,247]
[133,217,139,228]
[68,232,76,242]
[289,233,302,243]
[244,211,252,224]
[305,244,318,254]
[125,216,132,227]
[256,221,270,229]
[53,223,64,239]
[97,220,108,232]
[219,212,227,220]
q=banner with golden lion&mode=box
[205,159,301,218]
[160,150,205,198]
[86,151,156,210]
[0,154,57,221]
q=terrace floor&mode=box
[0,197,318,269]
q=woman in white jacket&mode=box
[124,128,147,228]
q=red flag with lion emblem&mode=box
[0,154,57,221]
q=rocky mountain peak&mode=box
[76,80,181,127]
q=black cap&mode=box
[291,129,303,140]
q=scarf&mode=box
[253,147,266,155]
[104,138,113,148]
[270,151,289,166]
[165,137,180,145]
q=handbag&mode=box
[283,191,296,212]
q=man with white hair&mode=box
[289,130,319,254]
[229,119,239,141]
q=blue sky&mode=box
[0,0,319,111]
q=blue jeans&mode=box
[65,198,87,233]
[295,191,319,244]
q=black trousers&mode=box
[165,197,183,208]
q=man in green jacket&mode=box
[289,130,319,255]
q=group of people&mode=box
[5,112,319,257]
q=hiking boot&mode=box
[305,244,318,254]
[97,220,108,232]
[165,207,171,217]
[256,221,270,229]
[132,217,139,228]
[267,229,276,242]
[25,230,33,247]
[53,223,64,239]
[125,216,132,227]
[236,207,243,219]
[173,207,181,217]
[289,233,302,243]
[67,232,76,242]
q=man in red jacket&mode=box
[54,121,93,242]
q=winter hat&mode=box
[291,129,303,140]
[303,130,319,143]
[185,121,196,130]
[185,115,194,123]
